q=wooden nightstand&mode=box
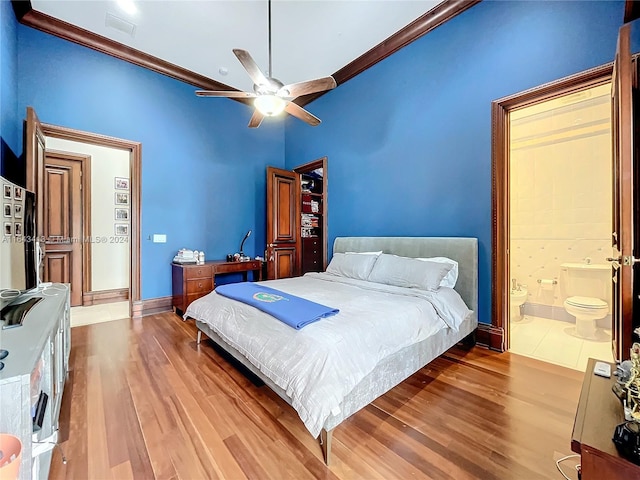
[172,260,262,315]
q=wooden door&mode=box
[610,23,638,362]
[266,167,299,279]
[43,154,84,306]
[25,107,45,237]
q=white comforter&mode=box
[185,272,471,437]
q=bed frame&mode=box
[195,236,478,465]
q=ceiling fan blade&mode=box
[278,76,337,99]
[196,90,256,98]
[233,49,269,87]
[248,110,265,129]
[285,102,321,127]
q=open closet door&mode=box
[266,167,299,279]
[610,23,639,362]
[25,107,45,237]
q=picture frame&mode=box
[3,222,11,236]
[115,177,130,190]
[115,192,130,205]
[13,222,21,237]
[13,187,22,201]
[3,185,12,199]
[3,204,11,218]
[114,208,129,221]
[114,223,129,236]
[14,204,22,219]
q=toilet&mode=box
[561,263,610,340]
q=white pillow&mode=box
[367,254,453,291]
[417,257,458,288]
[345,251,383,256]
[326,253,379,280]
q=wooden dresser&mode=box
[172,260,262,315]
[572,358,640,479]
[302,237,322,273]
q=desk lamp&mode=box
[239,230,252,261]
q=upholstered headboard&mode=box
[333,237,478,314]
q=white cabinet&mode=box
[0,286,70,480]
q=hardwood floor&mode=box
[50,313,584,479]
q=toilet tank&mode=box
[560,263,611,304]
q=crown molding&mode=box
[624,0,640,23]
[296,0,481,106]
[14,0,480,107]
[18,8,238,94]
[11,0,31,21]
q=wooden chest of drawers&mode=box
[172,260,262,315]
[302,237,322,273]
[172,263,213,315]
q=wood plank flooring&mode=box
[50,312,584,479]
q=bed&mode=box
[185,236,478,464]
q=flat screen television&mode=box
[1,176,39,315]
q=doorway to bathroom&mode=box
[506,82,614,371]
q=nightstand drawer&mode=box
[185,265,213,280]
[186,278,213,294]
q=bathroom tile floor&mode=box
[510,315,613,371]
[70,301,129,328]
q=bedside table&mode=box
[172,260,262,315]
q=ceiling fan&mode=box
[195,0,336,128]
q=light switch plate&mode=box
[153,234,167,243]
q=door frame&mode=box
[34,122,142,318]
[294,156,328,272]
[490,63,613,351]
[43,149,92,303]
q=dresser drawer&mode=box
[303,238,320,248]
[185,265,213,280]
[186,278,213,294]
[186,292,209,307]
[302,257,322,273]
[213,261,261,274]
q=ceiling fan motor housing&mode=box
[254,78,285,96]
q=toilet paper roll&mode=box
[538,279,555,291]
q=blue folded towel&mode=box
[215,283,339,330]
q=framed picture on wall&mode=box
[3,185,11,199]
[13,187,22,201]
[3,222,11,236]
[14,222,22,237]
[115,192,130,205]
[114,223,129,236]
[14,204,22,219]
[114,208,129,221]
[115,177,129,190]
[3,204,11,218]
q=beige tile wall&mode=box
[509,85,612,313]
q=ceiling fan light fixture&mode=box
[254,95,286,116]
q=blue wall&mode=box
[284,0,626,325]
[0,0,20,181]
[17,27,285,299]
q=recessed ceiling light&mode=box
[117,0,137,15]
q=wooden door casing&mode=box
[266,167,299,279]
[611,23,637,361]
[26,107,46,237]
[43,155,84,306]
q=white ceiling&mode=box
[30,0,442,93]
